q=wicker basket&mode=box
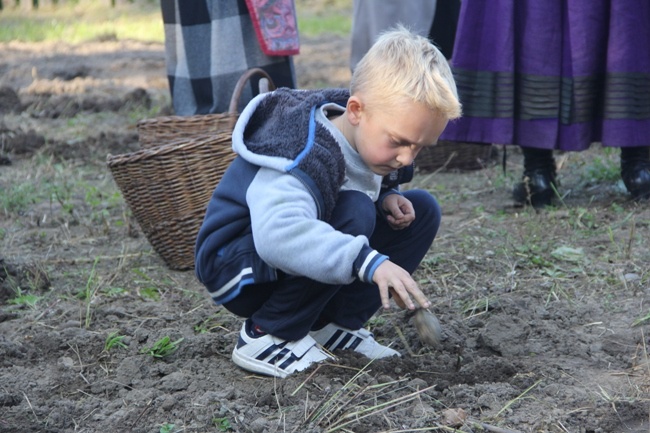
[137,114,238,149]
[107,133,235,270]
[416,140,495,172]
[107,68,275,271]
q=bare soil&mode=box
[1,34,649,433]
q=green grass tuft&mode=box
[0,1,163,43]
[0,0,350,43]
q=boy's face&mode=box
[346,96,448,176]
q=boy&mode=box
[195,27,461,378]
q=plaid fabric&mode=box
[161,0,297,115]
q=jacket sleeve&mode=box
[247,167,386,284]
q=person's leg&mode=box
[223,190,376,341]
[513,146,557,208]
[427,0,461,60]
[317,189,441,330]
[621,146,650,200]
[228,274,335,377]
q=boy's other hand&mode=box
[383,194,415,230]
[373,260,431,310]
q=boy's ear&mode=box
[346,96,363,126]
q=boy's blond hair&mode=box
[350,26,461,120]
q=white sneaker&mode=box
[232,322,332,378]
[310,323,400,359]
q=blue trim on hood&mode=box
[285,102,328,172]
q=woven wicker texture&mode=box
[137,114,238,149]
[107,68,275,271]
[107,133,235,270]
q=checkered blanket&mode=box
[161,0,297,115]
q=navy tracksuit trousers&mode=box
[223,189,441,340]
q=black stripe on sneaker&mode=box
[267,348,290,365]
[256,341,288,361]
[254,341,302,370]
[323,330,344,349]
[347,336,363,351]
[324,330,363,351]
[278,353,301,370]
[335,332,354,350]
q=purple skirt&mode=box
[441,0,650,151]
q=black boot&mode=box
[621,146,650,200]
[513,147,557,208]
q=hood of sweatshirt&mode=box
[231,87,350,219]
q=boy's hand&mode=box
[382,194,415,230]
[373,260,431,310]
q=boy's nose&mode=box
[397,149,417,167]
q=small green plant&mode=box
[132,268,163,300]
[82,184,119,226]
[550,245,585,263]
[514,243,554,269]
[569,207,597,230]
[137,286,160,301]
[48,182,75,215]
[0,183,38,213]
[365,315,387,329]
[8,287,41,309]
[83,184,104,208]
[610,202,625,214]
[141,336,184,359]
[159,423,175,433]
[104,331,127,351]
[212,417,232,432]
[80,258,102,329]
[103,286,128,297]
[582,152,619,184]
[193,314,227,334]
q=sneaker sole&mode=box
[232,337,330,378]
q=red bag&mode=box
[245,0,300,56]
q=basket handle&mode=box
[228,68,277,116]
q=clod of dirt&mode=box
[0,127,46,156]
[413,308,442,347]
[52,66,90,81]
[442,408,468,427]
[0,86,22,114]
[0,259,51,304]
[123,87,152,109]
